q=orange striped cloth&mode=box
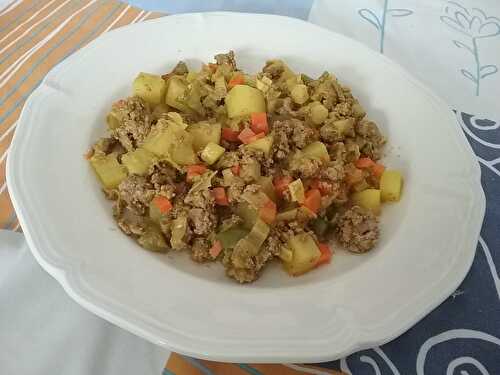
[0,1,346,373]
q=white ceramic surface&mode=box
[7,12,485,363]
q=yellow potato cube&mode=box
[132,72,166,105]
[187,122,221,151]
[225,85,266,118]
[283,233,321,276]
[89,153,127,189]
[121,148,155,176]
[302,141,330,162]
[246,135,273,156]
[380,170,403,202]
[352,189,381,214]
[165,76,191,112]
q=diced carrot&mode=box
[212,187,229,206]
[222,128,240,142]
[250,112,268,134]
[309,179,332,196]
[303,189,321,214]
[371,163,385,178]
[231,164,240,176]
[186,164,208,182]
[259,200,277,224]
[273,176,293,197]
[355,157,375,169]
[238,128,257,144]
[228,74,245,88]
[209,240,223,258]
[316,243,332,267]
[152,196,173,214]
[247,132,265,144]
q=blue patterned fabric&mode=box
[125,1,500,373]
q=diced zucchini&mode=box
[288,179,305,203]
[352,189,381,214]
[217,227,249,249]
[380,170,403,202]
[121,148,155,175]
[201,142,225,165]
[246,135,273,156]
[232,219,270,266]
[187,121,222,151]
[89,152,127,189]
[165,76,191,112]
[225,85,266,118]
[133,72,166,105]
[235,202,259,229]
[276,208,298,222]
[240,160,261,182]
[257,176,277,202]
[170,215,188,250]
[283,233,321,276]
[138,225,168,252]
[302,141,330,162]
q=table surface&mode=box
[1,0,499,374]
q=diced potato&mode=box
[138,225,168,252]
[121,148,155,175]
[165,76,191,112]
[186,71,199,83]
[170,132,199,165]
[380,170,403,202]
[201,142,225,165]
[288,179,305,203]
[332,118,355,136]
[217,227,249,249]
[246,135,273,156]
[106,111,121,130]
[142,120,178,156]
[352,103,366,119]
[133,72,166,105]
[187,122,222,151]
[310,102,329,125]
[143,120,197,165]
[302,141,330,162]
[257,176,277,202]
[181,81,204,114]
[279,246,293,262]
[283,233,321,276]
[89,152,128,189]
[291,84,309,104]
[352,189,381,214]
[225,85,266,118]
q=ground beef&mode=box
[116,209,148,236]
[291,119,318,148]
[336,206,379,253]
[148,162,178,198]
[110,97,152,151]
[188,208,217,236]
[226,267,258,283]
[214,50,236,69]
[191,237,212,263]
[216,151,240,169]
[288,155,322,179]
[184,189,215,209]
[117,175,155,214]
[320,161,345,182]
[354,120,385,160]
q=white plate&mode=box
[7,12,485,363]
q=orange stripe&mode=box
[0,0,39,29]
[200,360,250,375]
[0,188,15,228]
[105,5,141,30]
[0,0,68,49]
[0,0,81,73]
[0,0,114,134]
[165,353,204,375]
